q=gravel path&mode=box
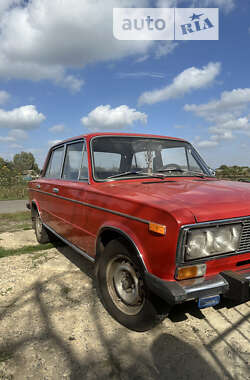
[0,230,249,380]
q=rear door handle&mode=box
[53,187,59,193]
[36,184,40,189]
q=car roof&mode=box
[50,132,187,149]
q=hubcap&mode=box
[106,255,145,315]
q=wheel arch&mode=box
[95,226,148,273]
[30,200,41,229]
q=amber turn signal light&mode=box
[176,264,206,280]
[149,222,166,235]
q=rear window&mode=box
[45,146,64,178]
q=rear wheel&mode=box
[96,239,169,331]
[34,210,50,244]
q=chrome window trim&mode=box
[176,216,250,265]
[60,143,67,178]
[43,138,90,184]
[78,139,90,183]
[90,135,212,183]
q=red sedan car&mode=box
[27,133,250,331]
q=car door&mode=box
[59,139,91,251]
[39,144,65,229]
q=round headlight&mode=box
[213,228,232,252]
[186,231,207,259]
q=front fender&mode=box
[96,221,151,272]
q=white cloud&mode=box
[156,0,235,12]
[48,139,62,146]
[0,105,45,130]
[0,90,10,104]
[185,88,250,147]
[49,124,66,133]
[138,62,221,105]
[9,143,23,149]
[134,55,150,64]
[196,139,218,148]
[211,130,234,141]
[184,88,250,121]
[154,42,178,59]
[8,129,28,140]
[0,128,28,146]
[184,89,250,136]
[0,135,15,143]
[81,105,147,131]
[208,117,250,132]
[197,0,235,13]
[117,72,165,79]
[0,0,20,16]
[0,0,152,91]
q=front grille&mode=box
[238,218,250,253]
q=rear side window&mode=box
[45,146,64,178]
[62,141,85,181]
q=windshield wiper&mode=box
[156,168,184,173]
[106,170,145,179]
[106,170,165,180]
[155,167,207,178]
[182,170,207,178]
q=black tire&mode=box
[34,210,50,244]
[96,239,169,332]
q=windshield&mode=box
[91,136,210,181]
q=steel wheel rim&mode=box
[106,255,145,316]
[36,214,42,235]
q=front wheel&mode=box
[96,239,169,331]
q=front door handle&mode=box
[53,187,59,193]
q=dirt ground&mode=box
[0,230,249,380]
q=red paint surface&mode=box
[28,133,250,281]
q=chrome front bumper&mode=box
[145,268,250,305]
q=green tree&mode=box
[0,156,6,169]
[13,152,39,173]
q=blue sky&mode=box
[0,0,249,169]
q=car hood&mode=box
[103,178,250,223]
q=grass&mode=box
[0,243,53,259]
[0,211,32,234]
[0,211,30,221]
[0,351,13,362]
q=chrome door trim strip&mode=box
[44,223,95,263]
[31,188,151,225]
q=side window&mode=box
[161,147,188,170]
[62,141,84,180]
[45,146,64,178]
[187,148,203,172]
